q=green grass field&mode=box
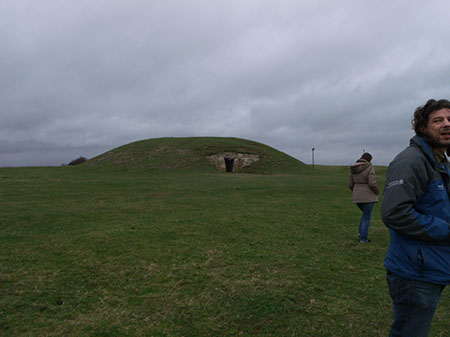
[0,164,448,336]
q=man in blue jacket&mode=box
[381,99,450,337]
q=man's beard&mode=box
[422,131,450,152]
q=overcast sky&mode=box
[1,0,450,167]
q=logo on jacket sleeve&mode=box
[386,179,404,189]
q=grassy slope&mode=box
[0,166,448,336]
[85,137,309,174]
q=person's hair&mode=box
[412,99,450,136]
[361,152,372,162]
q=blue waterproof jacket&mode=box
[381,136,450,285]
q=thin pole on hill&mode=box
[312,148,315,168]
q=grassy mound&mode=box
[85,137,308,174]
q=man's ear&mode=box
[419,126,426,135]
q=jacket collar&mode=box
[411,135,449,173]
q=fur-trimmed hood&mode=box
[349,159,372,174]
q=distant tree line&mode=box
[68,156,88,166]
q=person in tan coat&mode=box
[348,152,380,243]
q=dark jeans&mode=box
[356,202,374,241]
[386,271,446,337]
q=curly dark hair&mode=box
[412,99,450,136]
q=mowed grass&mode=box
[0,166,448,336]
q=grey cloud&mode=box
[1,0,450,166]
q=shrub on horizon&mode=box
[68,156,88,166]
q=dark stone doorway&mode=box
[224,157,234,172]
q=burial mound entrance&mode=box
[224,157,234,172]
[207,152,260,173]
